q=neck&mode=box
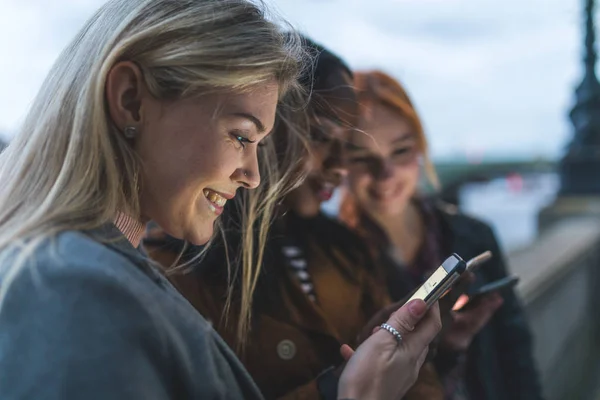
[114,212,146,248]
[371,203,411,236]
[371,201,424,259]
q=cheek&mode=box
[347,171,371,196]
[137,118,232,215]
[306,146,327,175]
[401,161,420,184]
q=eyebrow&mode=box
[231,112,266,133]
[346,132,414,151]
[392,133,414,144]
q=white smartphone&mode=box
[406,253,467,308]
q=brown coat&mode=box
[145,215,443,399]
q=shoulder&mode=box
[314,213,371,256]
[0,231,166,337]
[2,230,151,289]
[433,200,497,246]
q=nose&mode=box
[372,159,394,181]
[233,149,261,189]
[322,139,348,181]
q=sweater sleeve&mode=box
[0,256,178,400]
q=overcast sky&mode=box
[0,0,591,160]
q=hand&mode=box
[439,271,476,316]
[356,297,407,346]
[338,300,442,400]
[441,292,503,352]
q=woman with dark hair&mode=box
[340,70,544,400]
[145,38,443,399]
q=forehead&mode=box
[313,71,358,121]
[217,80,280,130]
[350,103,414,148]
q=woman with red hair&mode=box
[340,70,543,400]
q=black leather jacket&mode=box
[382,201,544,400]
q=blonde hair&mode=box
[0,0,307,339]
[221,87,311,347]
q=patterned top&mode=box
[280,237,317,302]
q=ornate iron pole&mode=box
[559,0,600,194]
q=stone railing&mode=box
[508,217,600,400]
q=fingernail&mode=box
[409,299,427,317]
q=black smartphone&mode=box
[473,276,519,297]
[457,276,519,311]
[405,253,467,308]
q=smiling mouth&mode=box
[203,189,228,215]
[310,179,338,202]
[370,186,399,202]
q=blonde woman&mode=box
[0,1,441,399]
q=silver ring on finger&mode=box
[380,323,403,344]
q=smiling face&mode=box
[136,81,279,245]
[346,102,420,220]
[284,70,358,218]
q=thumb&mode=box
[340,344,355,362]
[387,300,441,349]
[387,299,428,335]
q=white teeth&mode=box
[203,189,227,208]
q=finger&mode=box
[387,299,428,336]
[452,294,470,311]
[386,300,442,353]
[406,302,442,350]
[340,344,355,362]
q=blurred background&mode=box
[1,0,599,398]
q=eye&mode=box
[230,131,255,149]
[393,148,410,156]
[392,146,416,161]
[310,125,332,143]
[349,156,371,164]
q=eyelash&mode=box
[231,131,256,149]
[349,147,413,163]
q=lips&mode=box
[308,178,338,202]
[317,182,336,201]
[370,185,400,202]
[203,189,228,215]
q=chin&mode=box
[182,218,216,246]
[186,227,213,246]
[369,198,401,218]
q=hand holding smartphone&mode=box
[455,275,520,312]
[405,253,467,308]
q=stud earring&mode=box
[123,126,137,139]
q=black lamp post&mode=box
[559,0,600,195]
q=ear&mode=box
[105,61,146,133]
